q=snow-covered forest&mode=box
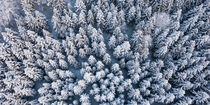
[0,0,209,105]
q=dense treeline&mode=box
[0,0,209,105]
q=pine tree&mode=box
[75,0,86,12]
[79,11,87,26]
[103,53,111,64]
[96,9,104,28]
[87,10,94,25]
[108,35,117,49]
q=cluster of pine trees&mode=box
[0,0,209,105]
